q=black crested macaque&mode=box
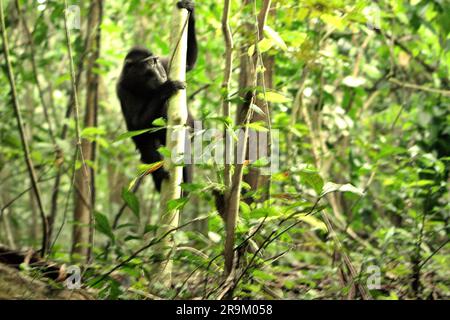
[117,0,197,192]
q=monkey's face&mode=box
[123,53,167,90]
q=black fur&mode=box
[117,1,197,191]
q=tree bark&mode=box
[153,0,190,287]
[71,0,103,262]
[238,0,273,204]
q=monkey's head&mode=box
[120,46,167,90]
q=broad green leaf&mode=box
[81,127,106,138]
[296,214,327,232]
[248,44,255,56]
[115,128,152,141]
[181,182,205,192]
[94,212,114,240]
[320,182,364,197]
[207,116,233,126]
[158,146,171,158]
[251,207,279,218]
[144,224,159,234]
[167,197,189,211]
[152,117,166,127]
[299,167,324,195]
[257,38,274,53]
[249,103,266,116]
[246,121,269,132]
[240,201,251,217]
[321,14,346,30]
[121,187,140,218]
[259,91,291,103]
[253,269,277,281]
[263,26,288,51]
[251,157,269,167]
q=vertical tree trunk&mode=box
[153,1,190,287]
[222,0,234,190]
[222,0,273,278]
[238,0,273,204]
[50,3,90,249]
[71,0,103,262]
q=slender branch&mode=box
[222,0,234,189]
[62,0,86,171]
[0,0,48,256]
[49,8,92,242]
[418,238,450,270]
[14,0,57,146]
[91,215,207,287]
[389,78,450,96]
[0,175,55,215]
[188,83,210,101]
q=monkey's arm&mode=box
[133,80,186,129]
[177,0,197,71]
[186,10,197,71]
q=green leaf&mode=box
[124,235,141,242]
[257,38,274,53]
[152,117,166,127]
[94,212,114,240]
[251,207,279,218]
[158,146,171,158]
[144,224,159,234]
[263,26,288,51]
[252,269,277,281]
[181,182,205,192]
[207,116,233,126]
[128,176,139,191]
[249,103,266,116]
[247,44,255,56]
[299,167,324,195]
[259,91,291,103]
[251,157,269,167]
[296,214,327,232]
[246,121,269,132]
[115,128,152,141]
[320,14,346,30]
[121,187,140,218]
[240,201,251,218]
[81,127,106,138]
[167,197,189,211]
[320,182,364,197]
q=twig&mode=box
[90,215,208,287]
[14,0,57,146]
[389,78,450,96]
[418,238,450,270]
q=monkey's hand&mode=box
[168,80,186,91]
[177,0,194,13]
[159,80,186,100]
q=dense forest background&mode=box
[0,0,449,300]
